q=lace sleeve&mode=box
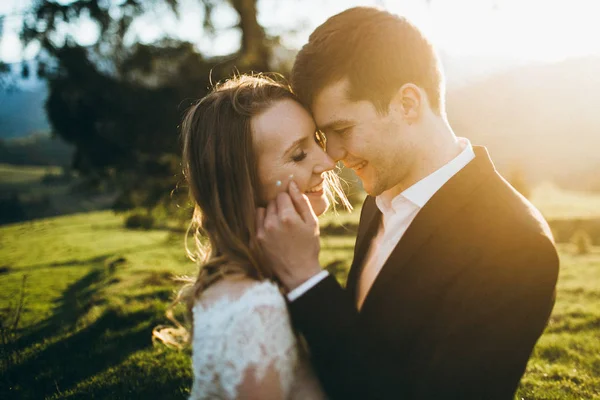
[189,281,298,400]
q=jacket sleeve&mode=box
[288,275,378,399]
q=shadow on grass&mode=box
[18,243,161,272]
[127,288,173,303]
[12,253,114,272]
[2,305,160,399]
[10,261,111,349]
[60,346,192,400]
[1,256,172,399]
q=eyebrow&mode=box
[283,135,310,156]
[318,119,355,133]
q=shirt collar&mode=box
[376,137,475,214]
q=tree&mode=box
[16,0,278,216]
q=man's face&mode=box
[312,78,416,197]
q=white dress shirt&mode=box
[288,138,475,304]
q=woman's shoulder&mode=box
[193,276,286,320]
[191,276,296,354]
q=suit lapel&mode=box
[358,146,497,314]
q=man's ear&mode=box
[391,83,422,124]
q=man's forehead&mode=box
[311,78,353,127]
[313,78,351,107]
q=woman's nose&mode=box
[315,151,336,174]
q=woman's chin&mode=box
[309,196,329,217]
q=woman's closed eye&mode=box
[291,150,308,162]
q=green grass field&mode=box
[530,182,600,220]
[1,209,599,399]
[0,164,117,223]
[0,164,63,184]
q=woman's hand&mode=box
[256,181,323,291]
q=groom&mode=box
[257,7,559,400]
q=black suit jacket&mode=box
[289,146,559,400]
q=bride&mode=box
[176,74,350,399]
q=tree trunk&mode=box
[230,0,270,71]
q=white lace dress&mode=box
[189,279,326,400]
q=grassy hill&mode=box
[0,211,195,399]
[0,209,599,399]
[0,164,117,224]
[0,135,74,167]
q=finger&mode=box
[276,192,301,224]
[266,198,278,217]
[264,199,278,231]
[288,181,318,224]
[255,207,266,237]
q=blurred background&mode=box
[1,1,599,399]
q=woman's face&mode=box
[253,99,335,216]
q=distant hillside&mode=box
[447,56,600,191]
[0,87,50,138]
[440,51,529,90]
[0,60,51,139]
[0,133,73,167]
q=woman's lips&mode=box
[305,181,324,194]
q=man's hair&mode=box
[291,7,445,115]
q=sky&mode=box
[1,0,600,66]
